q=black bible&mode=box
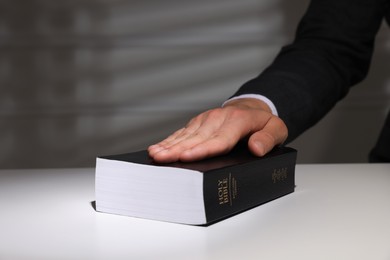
[95,145,297,225]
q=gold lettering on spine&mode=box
[232,175,238,200]
[217,178,229,205]
[272,167,288,183]
[217,173,238,206]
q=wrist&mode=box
[223,98,273,114]
[223,94,278,116]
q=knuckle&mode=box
[206,108,224,120]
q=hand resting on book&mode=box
[148,98,288,163]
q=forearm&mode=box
[231,0,385,142]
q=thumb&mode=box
[247,117,288,157]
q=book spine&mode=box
[203,150,297,224]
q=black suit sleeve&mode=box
[232,0,387,142]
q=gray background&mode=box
[1,0,389,168]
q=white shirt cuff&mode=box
[222,94,279,116]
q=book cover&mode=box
[95,144,297,225]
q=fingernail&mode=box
[254,141,265,156]
[149,146,167,156]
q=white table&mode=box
[1,164,389,260]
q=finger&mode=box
[178,133,238,162]
[176,119,245,162]
[248,117,288,157]
[150,111,229,162]
[150,130,219,163]
[150,113,208,152]
[148,128,187,155]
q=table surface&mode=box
[1,164,390,260]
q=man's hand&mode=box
[148,98,288,163]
